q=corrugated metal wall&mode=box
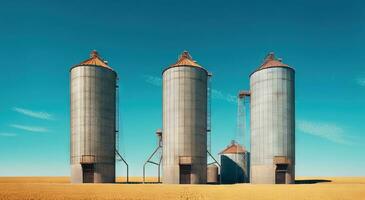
[220,153,249,183]
[162,66,208,184]
[250,67,295,184]
[70,65,116,183]
[207,164,219,184]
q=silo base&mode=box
[251,165,294,184]
[162,164,207,184]
[70,163,115,183]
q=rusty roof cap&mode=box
[75,50,113,70]
[258,52,289,69]
[249,52,293,77]
[163,50,209,75]
[219,140,246,154]
[170,50,202,67]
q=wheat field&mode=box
[0,176,364,200]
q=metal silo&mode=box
[207,164,219,184]
[250,52,295,184]
[70,50,117,183]
[220,141,249,184]
[162,51,208,184]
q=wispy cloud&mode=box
[0,132,17,137]
[142,75,162,87]
[10,124,48,133]
[211,89,236,104]
[142,74,237,104]
[356,78,365,86]
[297,120,351,145]
[13,107,53,120]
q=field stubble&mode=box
[0,177,364,200]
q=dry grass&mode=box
[0,176,364,200]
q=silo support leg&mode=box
[115,150,129,183]
[143,146,162,183]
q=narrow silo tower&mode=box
[207,164,219,184]
[70,50,117,183]
[220,141,249,184]
[250,52,295,184]
[162,51,209,184]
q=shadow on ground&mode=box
[295,179,332,184]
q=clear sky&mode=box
[0,0,364,177]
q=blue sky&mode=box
[0,0,364,177]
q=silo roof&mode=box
[258,52,289,70]
[163,51,208,74]
[208,163,219,168]
[170,51,202,67]
[219,142,246,154]
[74,50,113,70]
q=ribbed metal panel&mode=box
[70,65,116,183]
[162,66,208,184]
[250,67,295,184]
[220,152,249,184]
[207,164,219,184]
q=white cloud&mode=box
[356,78,365,86]
[13,107,53,120]
[10,124,48,133]
[297,120,351,144]
[211,89,237,104]
[142,75,162,87]
[0,133,17,137]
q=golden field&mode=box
[0,177,364,200]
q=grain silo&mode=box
[207,164,219,184]
[220,140,249,184]
[70,50,117,183]
[162,51,209,184]
[250,52,295,184]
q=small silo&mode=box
[162,51,209,184]
[250,52,295,184]
[207,164,219,184]
[220,141,249,184]
[70,50,117,183]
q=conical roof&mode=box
[219,141,246,154]
[75,50,113,70]
[258,52,288,70]
[170,51,202,67]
